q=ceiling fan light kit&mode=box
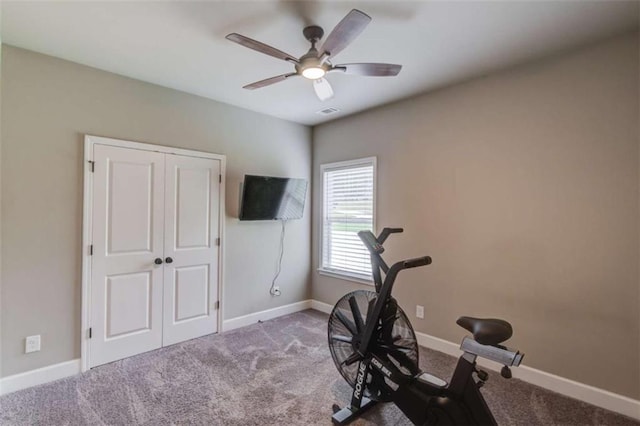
[302,67,326,80]
[225,9,402,101]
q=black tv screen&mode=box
[239,175,307,220]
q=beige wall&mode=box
[312,33,640,399]
[0,46,312,377]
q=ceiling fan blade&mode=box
[335,63,402,76]
[243,73,298,90]
[226,33,299,64]
[313,78,334,101]
[321,9,371,58]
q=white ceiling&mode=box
[1,1,638,126]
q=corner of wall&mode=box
[0,29,4,379]
[637,24,640,400]
[307,125,316,301]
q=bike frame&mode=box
[332,229,497,425]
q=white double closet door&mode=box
[89,144,221,368]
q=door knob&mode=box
[154,258,163,265]
[165,257,173,264]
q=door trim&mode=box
[81,135,226,372]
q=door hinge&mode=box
[88,160,95,172]
[214,301,220,310]
[90,245,93,255]
[219,174,222,183]
[89,327,92,339]
[215,237,220,246]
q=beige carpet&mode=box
[0,310,637,425]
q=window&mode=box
[320,157,376,282]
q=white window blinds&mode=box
[321,158,376,279]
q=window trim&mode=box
[318,156,377,284]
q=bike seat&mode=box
[456,316,513,346]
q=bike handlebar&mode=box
[378,227,404,244]
[359,230,432,272]
[402,256,432,269]
[385,228,404,234]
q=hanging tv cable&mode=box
[270,220,287,296]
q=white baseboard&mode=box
[311,299,333,314]
[0,359,81,396]
[222,299,313,332]
[414,331,640,420]
[513,363,640,420]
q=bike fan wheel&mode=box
[328,290,420,402]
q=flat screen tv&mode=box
[239,175,308,220]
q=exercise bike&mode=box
[328,227,524,425]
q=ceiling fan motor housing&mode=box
[298,26,330,77]
[303,25,324,44]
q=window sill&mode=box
[317,268,374,286]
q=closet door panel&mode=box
[163,155,220,346]
[90,145,165,367]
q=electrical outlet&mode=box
[25,335,41,353]
[416,305,424,319]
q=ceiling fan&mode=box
[225,9,402,101]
